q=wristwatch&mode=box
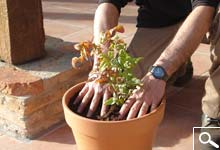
[149,65,169,81]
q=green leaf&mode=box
[105,97,115,106]
[91,31,143,107]
[115,99,125,106]
[131,78,141,84]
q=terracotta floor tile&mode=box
[119,15,137,25]
[42,1,97,28]
[154,103,201,150]
[62,28,93,43]
[43,0,98,12]
[44,11,95,29]
[119,23,137,38]
[31,125,77,150]
[42,3,81,24]
[119,4,138,26]
[196,43,210,54]
[167,76,207,114]
[44,20,83,38]
[1,125,77,150]
[42,2,79,14]
[191,50,211,76]
[124,35,135,45]
[121,3,138,17]
[166,85,183,97]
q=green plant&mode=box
[72,25,142,120]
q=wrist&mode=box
[153,60,174,77]
[88,70,99,81]
[148,65,169,82]
[93,35,101,45]
[89,55,100,81]
[143,73,167,86]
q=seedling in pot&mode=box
[71,25,142,120]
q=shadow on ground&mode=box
[154,76,207,148]
[16,36,80,74]
[39,124,76,145]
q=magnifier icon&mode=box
[199,132,219,149]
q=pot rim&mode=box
[62,81,166,124]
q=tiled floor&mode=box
[0,0,213,150]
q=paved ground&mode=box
[0,0,212,150]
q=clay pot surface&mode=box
[62,82,166,150]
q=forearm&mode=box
[154,6,215,77]
[91,3,120,69]
[93,3,119,44]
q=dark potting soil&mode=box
[68,93,121,121]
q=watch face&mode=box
[152,66,165,78]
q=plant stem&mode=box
[99,105,118,121]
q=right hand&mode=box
[73,25,125,117]
[73,80,111,117]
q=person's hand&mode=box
[119,73,166,120]
[73,80,111,117]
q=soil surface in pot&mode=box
[68,93,122,121]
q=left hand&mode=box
[118,73,166,120]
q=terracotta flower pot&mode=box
[62,82,166,150]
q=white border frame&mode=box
[193,127,220,150]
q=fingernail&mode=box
[87,111,93,118]
[100,111,106,117]
[73,100,77,105]
[73,98,79,105]
[150,107,156,112]
[118,115,123,120]
[151,105,156,111]
[77,106,83,113]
